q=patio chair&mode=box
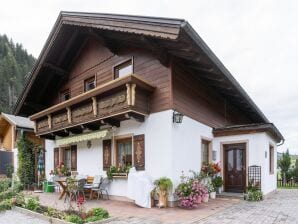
[91,177,110,200]
[88,176,103,199]
[64,178,78,203]
[76,178,87,201]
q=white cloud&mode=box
[1,0,297,153]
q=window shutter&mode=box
[70,145,77,171]
[134,134,145,170]
[103,139,112,171]
[54,148,59,168]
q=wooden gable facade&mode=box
[13,12,283,142]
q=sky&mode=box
[0,0,297,154]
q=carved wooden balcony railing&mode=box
[30,74,155,138]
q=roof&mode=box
[213,123,284,143]
[1,113,34,130]
[13,11,277,131]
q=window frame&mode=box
[113,58,134,79]
[201,138,212,165]
[84,76,96,92]
[115,137,133,168]
[269,144,274,175]
[60,89,70,102]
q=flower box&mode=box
[111,173,128,178]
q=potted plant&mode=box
[212,176,223,194]
[154,177,173,208]
[207,179,216,199]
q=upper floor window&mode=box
[84,76,96,92]
[114,59,133,79]
[60,89,70,102]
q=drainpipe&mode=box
[277,139,285,147]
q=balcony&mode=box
[31,74,155,139]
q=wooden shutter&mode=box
[134,134,145,170]
[70,145,77,171]
[54,148,59,168]
[103,139,112,171]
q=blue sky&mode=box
[1,0,297,154]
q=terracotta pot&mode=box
[210,192,216,199]
[157,189,168,208]
[202,194,209,203]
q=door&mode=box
[224,143,246,193]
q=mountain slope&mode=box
[0,34,35,113]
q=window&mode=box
[116,138,132,167]
[114,59,133,79]
[201,139,210,165]
[84,76,96,92]
[64,148,71,171]
[60,89,70,102]
[269,145,274,174]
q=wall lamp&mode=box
[173,110,184,124]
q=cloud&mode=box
[1,0,297,153]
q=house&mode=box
[13,12,283,201]
[0,113,43,174]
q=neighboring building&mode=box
[13,12,283,199]
[0,113,43,174]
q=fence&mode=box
[277,178,298,188]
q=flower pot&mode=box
[217,187,222,194]
[157,189,168,208]
[210,192,216,199]
[202,194,209,203]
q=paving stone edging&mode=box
[13,206,117,224]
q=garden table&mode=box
[56,177,68,200]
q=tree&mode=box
[278,149,291,184]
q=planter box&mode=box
[13,206,116,224]
[112,173,128,178]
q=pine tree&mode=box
[0,34,35,113]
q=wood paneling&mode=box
[172,62,251,128]
[50,37,171,113]
[133,134,145,170]
[2,125,12,150]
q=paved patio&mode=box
[27,191,240,223]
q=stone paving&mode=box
[0,190,297,223]
[195,189,298,224]
[0,210,48,224]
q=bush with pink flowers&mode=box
[175,173,208,209]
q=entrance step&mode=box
[217,192,244,199]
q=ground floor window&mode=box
[64,148,71,170]
[116,138,132,168]
[201,139,211,165]
[269,145,274,174]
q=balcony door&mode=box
[224,143,246,193]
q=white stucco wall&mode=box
[213,133,278,195]
[44,109,278,197]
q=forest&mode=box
[0,34,35,113]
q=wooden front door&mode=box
[224,143,246,193]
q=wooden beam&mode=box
[53,130,69,137]
[83,123,100,131]
[103,118,120,127]
[57,30,79,65]
[88,29,120,54]
[128,112,145,122]
[67,126,83,134]
[44,63,68,77]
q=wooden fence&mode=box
[277,178,298,188]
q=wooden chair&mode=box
[86,176,94,184]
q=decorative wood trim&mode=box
[92,97,97,116]
[66,107,72,124]
[47,115,52,129]
[131,84,136,106]
[30,74,155,120]
[126,84,131,105]
[133,134,145,170]
[103,139,112,171]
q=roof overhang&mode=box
[213,123,284,143]
[13,11,275,129]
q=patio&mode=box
[26,191,240,224]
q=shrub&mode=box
[86,215,102,222]
[44,207,65,219]
[25,197,40,211]
[5,165,14,178]
[0,179,11,192]
[154,177,173,192]
[175,173,208,209]
[91,207,109,219]
[0,199,12,212]
[212,176,223,189]
[65,214,83,224]
[15,193,25,207]
[246,190,263,201]
[0,190,16,201]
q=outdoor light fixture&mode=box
[173,110,184,123]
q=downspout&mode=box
[277,139,285,147]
